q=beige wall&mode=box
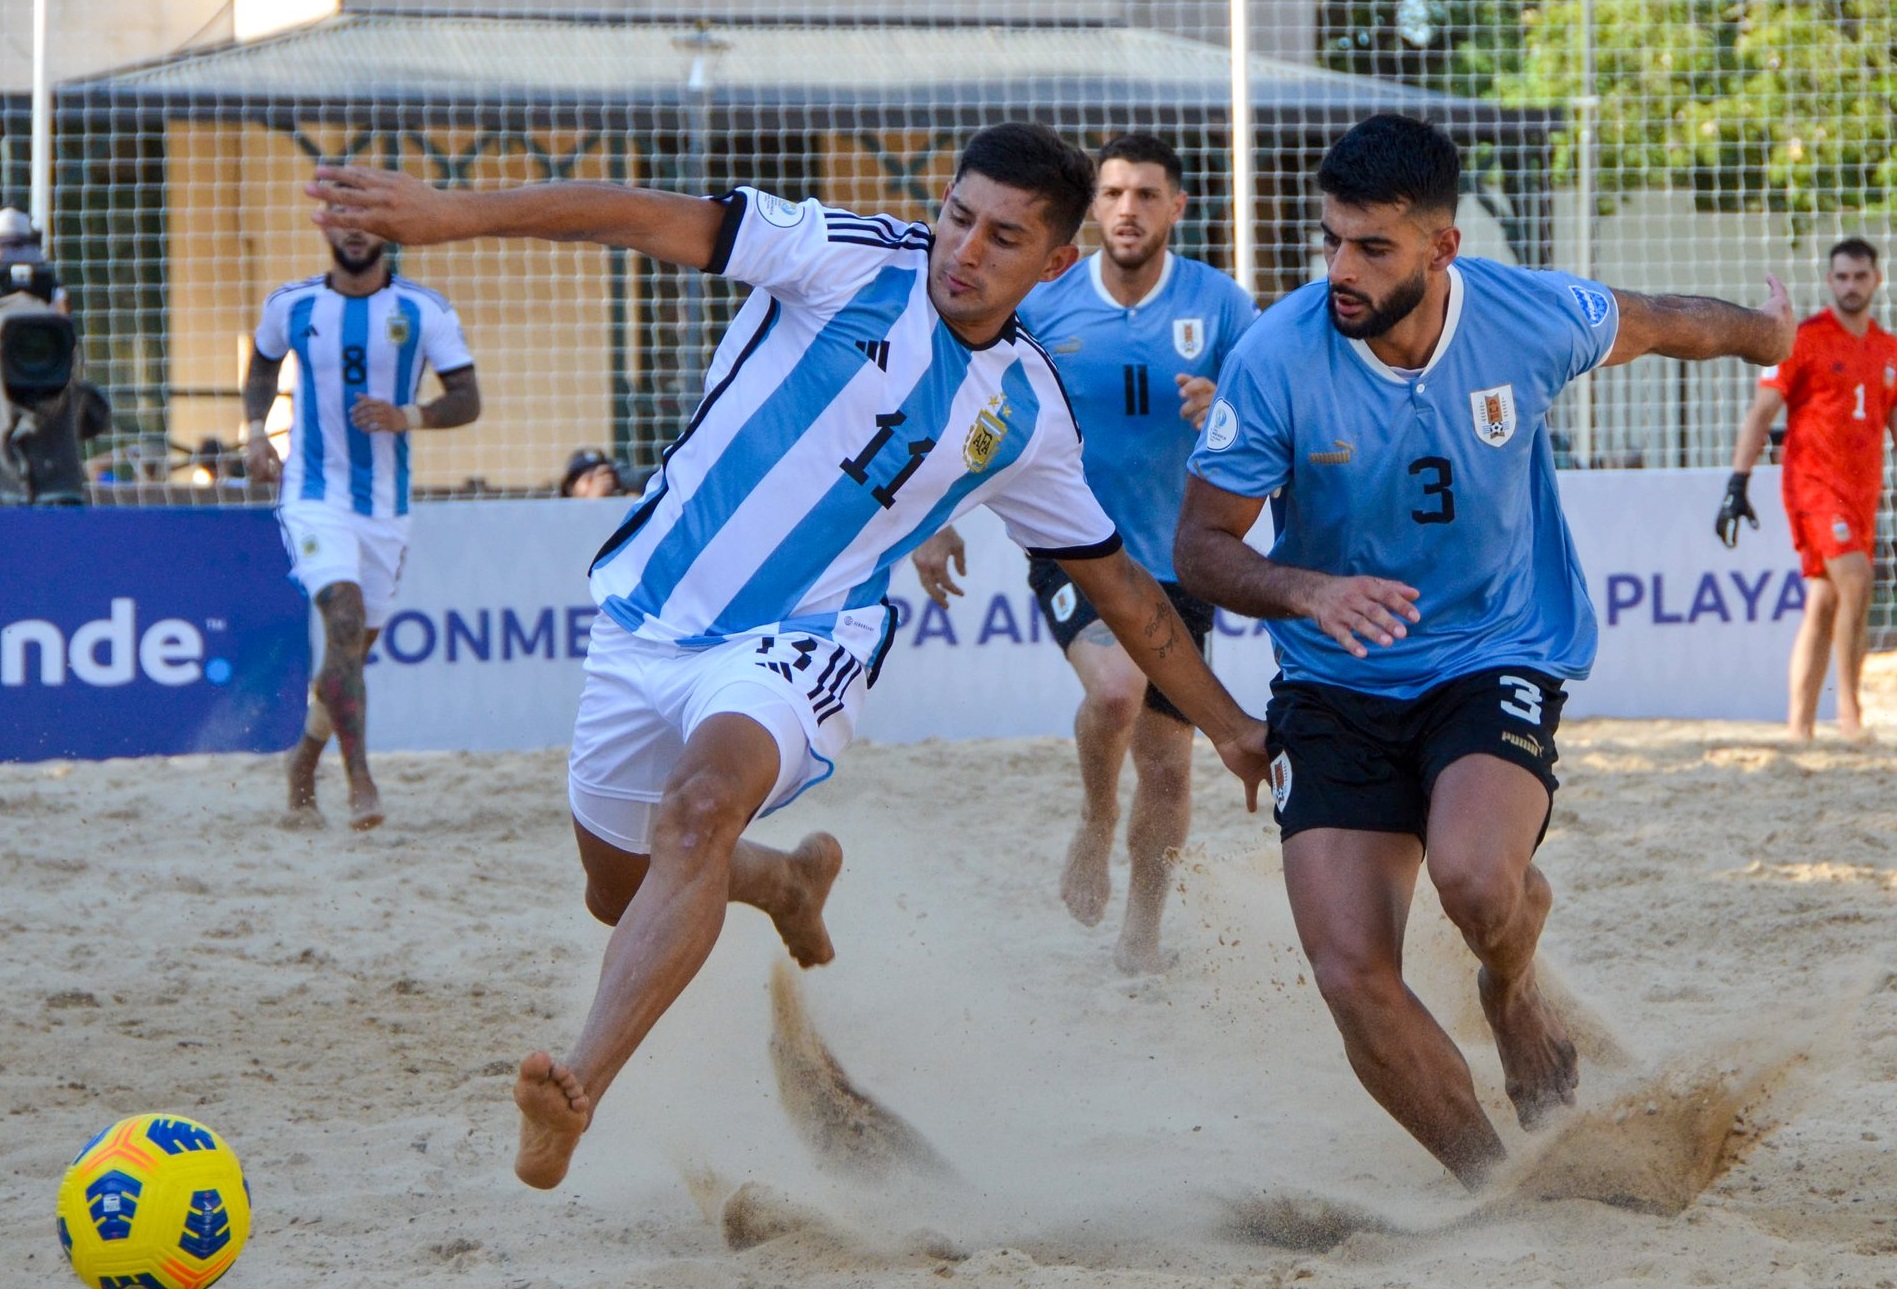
[166,121,630,490]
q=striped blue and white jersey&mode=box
[590,186,1120,671]
[255,274,474,518]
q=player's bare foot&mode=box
[1059,816,1115,926]
[769,832,843,968]
[286,737,323,813]
[347,776,385,831]
[1113,849,1177,974]
[513,1051,590,1189]
[1478,965,1578,1130]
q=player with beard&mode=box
[1174,114,1793,1187]
[912,135,1255,973]
[1717,237,1897,741]
[245,213,483,828]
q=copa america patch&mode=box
[1269,752,1293,812]
[1468,383,1518,447]
[755,192,806,228]
[1050,584,1078,623]
[1203,398,1238,452]
[1568,284,1612,327]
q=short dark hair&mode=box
[1830,237,1879,267]
[954,123,1095,244]
[1316,114,1461,220]
[1096,134,1184,190]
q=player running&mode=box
[1175,114,1793,1188]
[1717,237,1897,741]
[245,218,482,829]
[912,134,1256,973]
[307,123,1272,1190]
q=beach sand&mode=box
[4,656,1897,1287]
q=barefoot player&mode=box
[1175,114,1794,1188]
[309,123,1272,1189]
[1717,237,1897,741]
[245,218,482,828]
[912,134,1256,973]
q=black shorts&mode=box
[1263,667,1567,844]
[1026,556,1215,725]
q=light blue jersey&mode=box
[1021,252,1256,581]
[1190,257,1620,698]
[588,188,1120,671]
[255,274,474,518]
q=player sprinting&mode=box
[1175,114,1793,1188]
[1717,237,1897,742]
[244,218,482,829]
[307,123,1272,1190]
[912,134,1256,973]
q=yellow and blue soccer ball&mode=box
[55,1113,251,1289]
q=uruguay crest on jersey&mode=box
[1173,317,1205,359]
[1469,383,1517,447]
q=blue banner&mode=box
[0,508,309,761]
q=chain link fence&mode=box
[3,1,1893,628]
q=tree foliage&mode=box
[1319,0,1897,215]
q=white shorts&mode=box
[276,502,410,629]
[567,616,868,855]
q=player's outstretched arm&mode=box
[308,166,726,270]
[1604,275,1795,368]
[1061,547,1268,810]
[1174,476,1419,659]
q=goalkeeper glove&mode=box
[1716,471,1759,548]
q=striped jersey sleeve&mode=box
[708,186,932,312]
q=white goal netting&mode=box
[17,0,1897,610]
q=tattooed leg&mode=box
[313,582,384,830]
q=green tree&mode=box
[1325,0,1897,215]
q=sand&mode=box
[5,657,1897,1288]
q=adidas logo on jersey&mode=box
[853,338,891,370]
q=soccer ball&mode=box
[55,1114,252,1289]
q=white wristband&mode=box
[401,404,424,430]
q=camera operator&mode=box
[0,208,108,505]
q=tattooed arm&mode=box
[1059,547,1269,810]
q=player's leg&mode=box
[523,629,856,1188]
[1271,681,1504,1185]
[1115,704,1192,973]
[517,712,782,1189]
[1285,827,1506,1188]
[1062,623,1146,925]
[573,819,842,966]
[1788,572,1838,741]
[1418,668,1575,1130]
[1114,586,1216,973]
[309,581,383,829]
[284,686,331,815]
[1824,549,1874,738]
[1425,754,1575,1130]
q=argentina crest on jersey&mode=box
[1468,383,1518,447]
[964,394,1012,472]
[1173,317,1205,360]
